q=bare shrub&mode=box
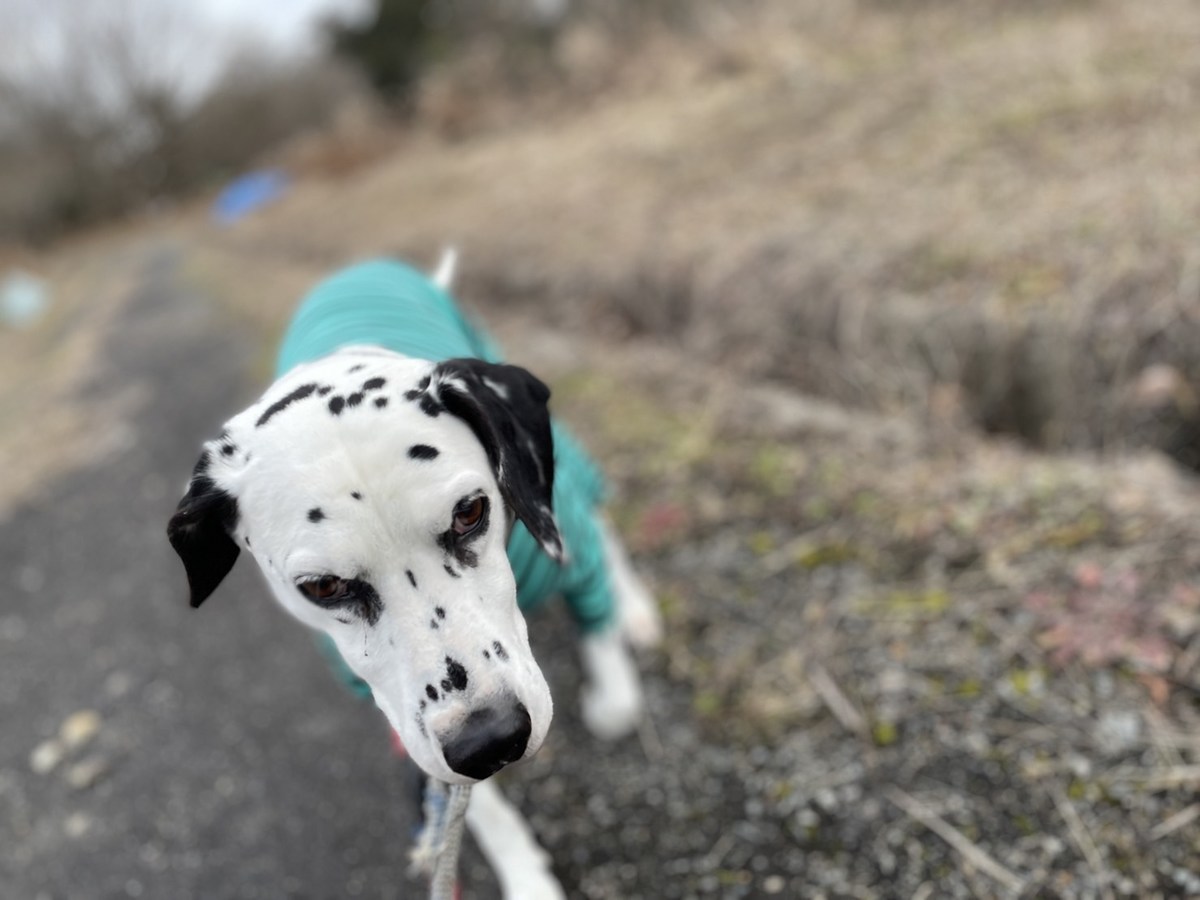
[0,0,363,244]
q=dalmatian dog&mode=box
[167,253,661,899]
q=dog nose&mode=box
[442,701,531,780]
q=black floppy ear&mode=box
[166,450,240,608]
[431,358,565,562]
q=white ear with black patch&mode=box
[429,358,564,563]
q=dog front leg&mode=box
[465,779,565,900]
[598,517,663,649]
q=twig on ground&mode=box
[1051,784,1113,900]
[1142,705,1187,766]
[807,661,870,739]
[636,707,664,761]
[1149,803,1200,841]
[699,832,736,874]
[1109,765,1200,789]
[885,786,1026,895]
[1172,634,1200,683]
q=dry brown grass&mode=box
[171,0,1200,462]
[0,233,146,515]
[8,0,1200,502]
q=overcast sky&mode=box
[199,0,369,53]
[0,0,372,124]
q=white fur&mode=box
[466,780,565,900]
[600,517,663,650]
[433,248,458,291]
[580,625,644,741]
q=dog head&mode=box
[167,348,562,784]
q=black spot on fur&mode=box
[407,570,418,588]
[408,444,439,461]
[482,649,491,660]
[351,491,363,500]
[348,364,365,373]
[220,443,236,457]
[335,616,351,625]
[353,579,385,627]
[346,392,364,407]
[425,684,438,702]
[374,397,388,409]
[317,385,333,396]
[430,619,439,630]
[257,383,318,427]
[307,507,325,523]
[492,641,507,660]
[445,657,468,692]
[363,377,386,390]
[435,606,445,620]
[444,564,460,579]
[328,396,345,415]
[191,450,212,477]
[403,375,442,415]
[244,536,251,547]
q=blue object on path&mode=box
[0,270,49,328]
[212,170,290,225]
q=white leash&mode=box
[411,779,473,900]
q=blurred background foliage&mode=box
[0,0,688,242]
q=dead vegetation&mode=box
[509,326,1200,896]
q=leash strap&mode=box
[411,779,472,900]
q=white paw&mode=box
[581,679,642,741]
[618,585,664,650]
[579,627,644,741]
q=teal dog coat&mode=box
[275,261,616,697]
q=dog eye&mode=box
[452,497,487,536]
[298,575,347,605]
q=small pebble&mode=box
[66,756,109,790]
[1095,710,1141,755]
[64,812,92,838]
[763,874,786,894]
[60,710,102,750]
[30,739,65,775]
